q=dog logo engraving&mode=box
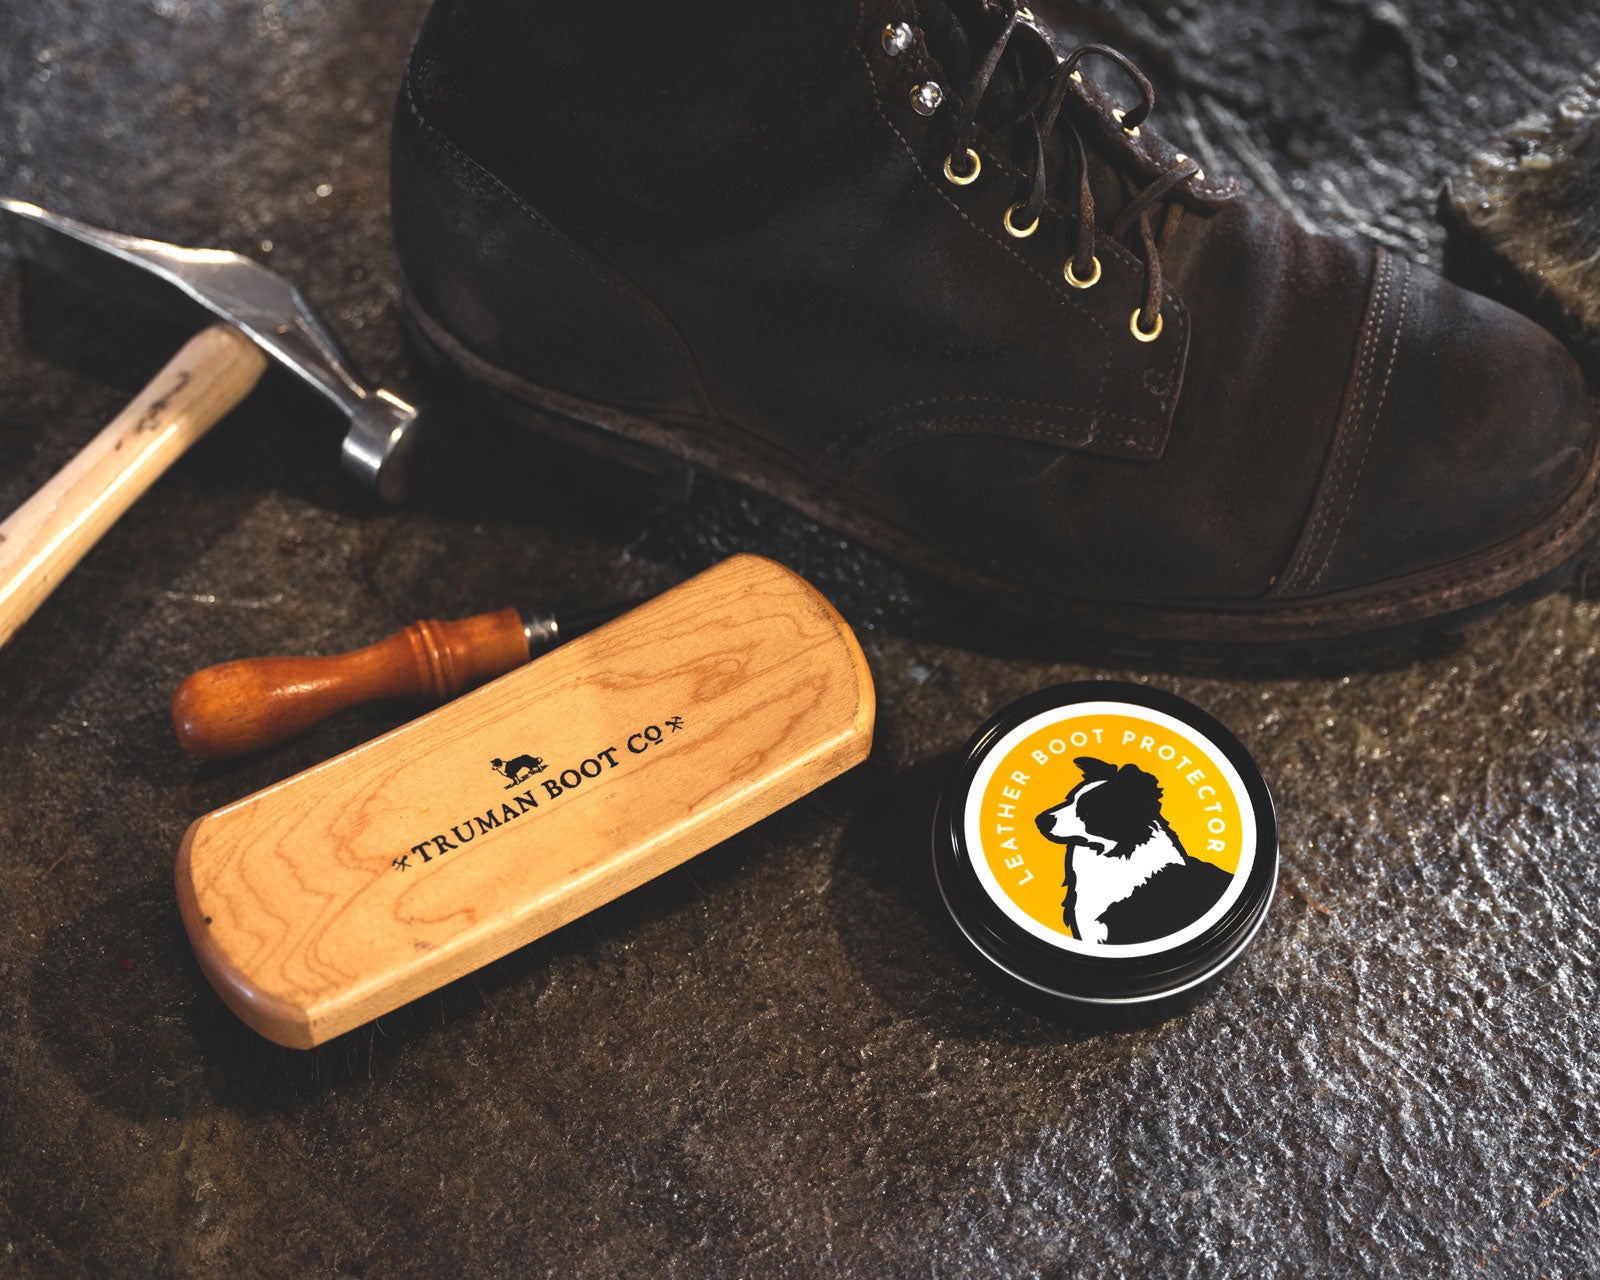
[1034,757,1232,946]
[490,754,546,788]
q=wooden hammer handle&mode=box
[170,607,532,760]
[0,324,268,649]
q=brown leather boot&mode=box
[391,0,1600,649]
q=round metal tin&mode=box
[932,681,1278,1012]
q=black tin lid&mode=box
[932,681,1277,1011]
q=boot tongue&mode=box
[919,1,1072,178]
[919,4,1142,229]
[918,0,987,86]
[919,1,1060,136]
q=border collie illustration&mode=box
[491,754,546,788]
[1034,757,1231,945]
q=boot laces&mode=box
[947,1,1203,333]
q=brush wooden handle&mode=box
[0,325,268,649]
[176,555,876,1048]
[171,607,531,759]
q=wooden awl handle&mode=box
[171,607,531,759]
[0,324,267,650]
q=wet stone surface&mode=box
[3,1,1600,1275]
[1442,61,1600,385]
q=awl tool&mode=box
[171,602,625,760]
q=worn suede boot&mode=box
[391,0,1600,648]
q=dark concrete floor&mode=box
[3,1,1600,1275]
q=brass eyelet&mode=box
[1064,256,1102,289]
[1112,107,1141,139]
[1130,308,1164,342]
[943,149,981,185]
[1003,203,1039,239]
[1174,151,1206,181]
[1069,69,1083,83]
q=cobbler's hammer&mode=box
[0,198,433,649]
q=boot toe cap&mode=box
[1283,261,1598,598]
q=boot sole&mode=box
[402,290,1600,656]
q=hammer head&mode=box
[0,198,430,502]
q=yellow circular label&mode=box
[963,700,1256,955]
